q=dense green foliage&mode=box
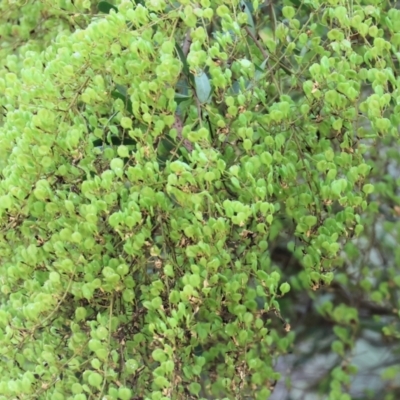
[0,0,400,399]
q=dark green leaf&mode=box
[174,93,191,104]
[194,71,212,103]
[241,1,256,36]
[175,43,195,86]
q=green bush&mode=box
[0,0,399,399]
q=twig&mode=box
[66,76,91,112]
[172,113,193,152]
[244,26,269,60]
[182,29,192,57]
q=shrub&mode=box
[0,0,399,399]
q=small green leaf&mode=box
[331,340,344,356]
[75,307,87,321]
[0,195,12,210]
[280,282,290,295]
[110,158,124,171]
[117,145,129,158]
[118,387,132,400]
[125,359,139,373]
[355,224,364,236]
[152,349,167,362]
[282,6,295,19]
[303,215,317,228]
[362,184,374,194]
[154,376,169,388]
[88,372,103,387]
[189,382,201,395]
[331,179,347,196]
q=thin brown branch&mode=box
[244,26,269,60]
[182,29,192,57]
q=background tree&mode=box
[0,0,399,399]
